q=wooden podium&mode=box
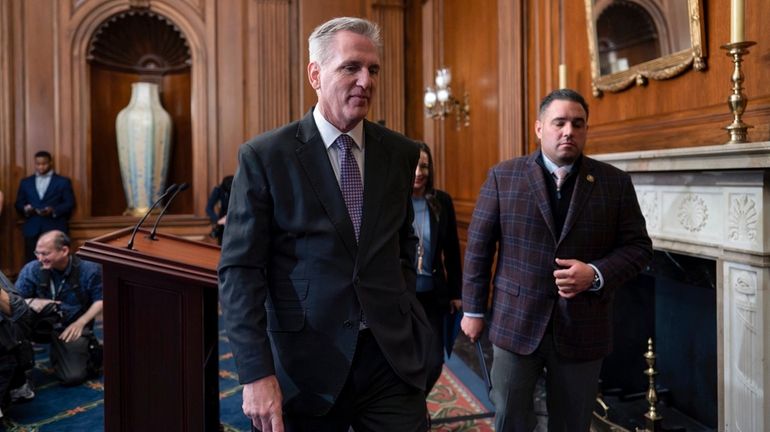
[78,227,221,432]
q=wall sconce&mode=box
[423,68,470,130]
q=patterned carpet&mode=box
[427,365,494,431]
[0,320,494,431]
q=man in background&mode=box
[15,151,75,263]
[219,16,431,432]
[461,89,653,431]
[205,175,233,245]
[15,230,102,386]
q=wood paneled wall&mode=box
[0,0,408,274]
[441,0,500,222]
[413,0,770,251]
[410,0,517,248]
[533,0,770,154]
[0,0,14,269]
[3,0,769,274]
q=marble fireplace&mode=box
[595,142,770,432]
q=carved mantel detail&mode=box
[728,194,759,243]
[677,193,708,233]
[594,142,770,432]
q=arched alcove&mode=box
[87,10,192,216]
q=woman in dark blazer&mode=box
[412,142,462,392]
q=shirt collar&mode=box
[313,107,364,151]
[51,256,73,279]
[36,170,54,179]
[541,153,572,175]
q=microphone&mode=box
[126,184,179,250]
[148,182,189,240]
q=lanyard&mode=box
[49,276,66,300]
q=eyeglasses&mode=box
[34,248,62,258]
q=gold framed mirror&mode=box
[584,0,707,97]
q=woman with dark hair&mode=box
[412,142,462,393]
[205,175,233,245]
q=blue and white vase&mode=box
[115,82,172,217]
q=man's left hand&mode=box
[553,258,594,299]
[59,320,86,343]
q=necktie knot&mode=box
[554,166,570,191]
[336,134,355,153]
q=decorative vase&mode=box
[115,82,173,217]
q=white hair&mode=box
[308,17,381,66]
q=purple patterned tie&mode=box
[336,134,363,241]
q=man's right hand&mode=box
[242,375,284,432]
[461,315,485,343]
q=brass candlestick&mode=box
[721,41,756,144]
[642,337,662,432]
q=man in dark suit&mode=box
[15,151,76,263]
[461,89,653,431]
[219,17,431,432]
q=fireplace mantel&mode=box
[593,141,770,172]
[593,142,770,432]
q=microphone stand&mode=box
[148,183,189,240]
[126,184,178,250]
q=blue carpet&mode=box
[0,318,492,431]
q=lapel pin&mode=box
[586,174,595,183]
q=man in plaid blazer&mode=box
[461,89,652,431]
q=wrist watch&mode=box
[592,269,601,289]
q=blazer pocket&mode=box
[493,276,520,297]
[266,308,306,333]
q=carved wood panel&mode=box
[545,0,770,153]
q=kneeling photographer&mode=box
[15,230,103,386]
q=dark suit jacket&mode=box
[218,110,432,415]
[422,190,462,306]
[14,173,75,237]
[463,150,652,361]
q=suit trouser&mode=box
[254,329,428,432]
[50,332,91,386]
[0,352,20,406]
[416,289,445,394]
[490,333,602,432]
[23,236,39,265]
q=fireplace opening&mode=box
[598,250,717,430]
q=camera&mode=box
[31,302,64,343]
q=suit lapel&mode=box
[356,122,391,258]
[526,152,559,242]
[559,157,595,244]
[40,175,57,201]
[294,112,358,258]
